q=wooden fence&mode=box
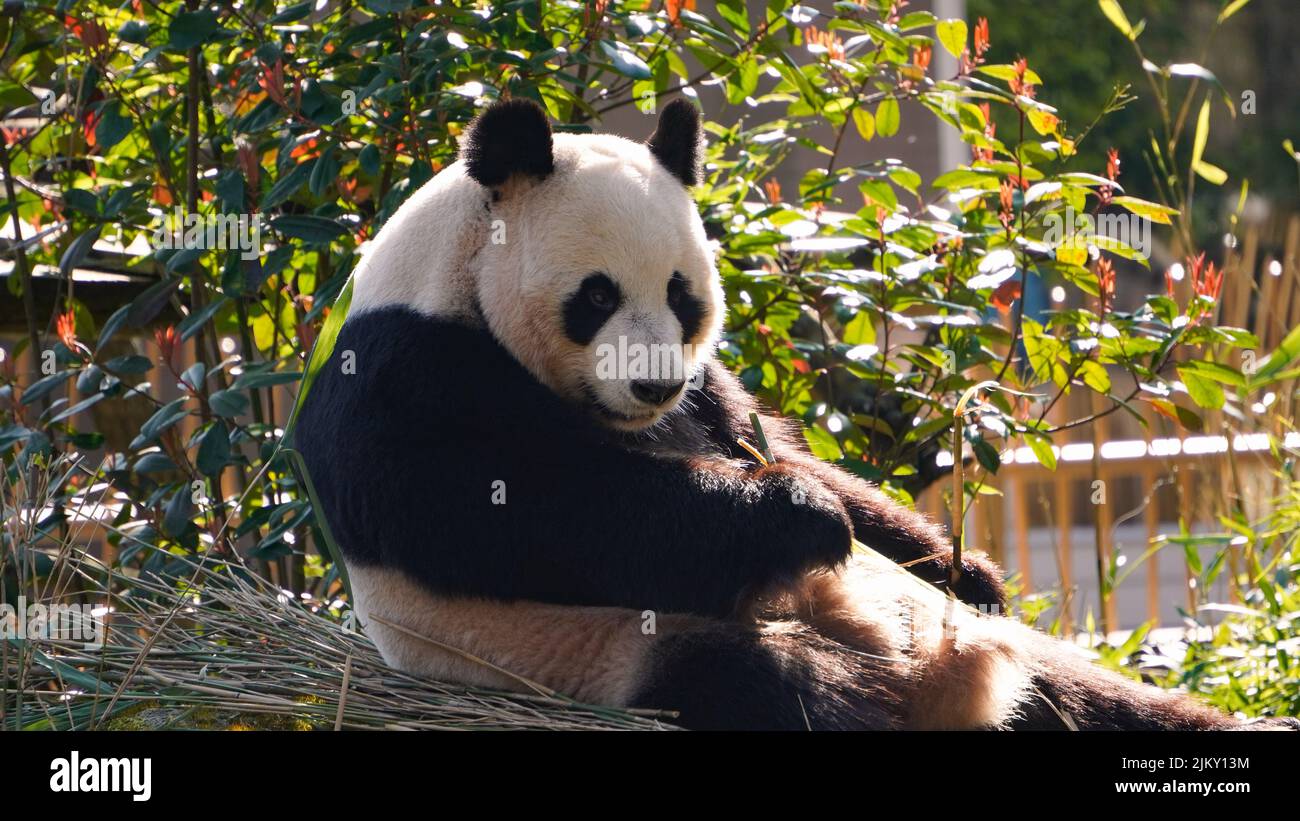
[916,215,1300,635]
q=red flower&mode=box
[1189,252,1224,301]
[259,60,288,107]
[1,126,30,147]
[154,325,182,375]
[991,280,1021,314]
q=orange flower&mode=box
[998,178,1015,231]
[1096,257,1116,314]
[57,311,79,350]
[974,17,990,58]
[1188,252,1224,301]
[1100,147,1120,206]
[763,178,782,204]
[1009,58,1035,99]
[913,44,931,73]
[666,0,695,28]
[806,27,845,62]
[972,103,996,162]
[1105,147,1121,182]
[991,279,1021,313]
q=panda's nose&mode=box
[630,379,686,407]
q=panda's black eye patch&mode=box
[668,271,705,342]
[563,273,621,345]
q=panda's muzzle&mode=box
[630,379,686,408]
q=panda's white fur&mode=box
[301,99,1283,730]
[352,133,722,430]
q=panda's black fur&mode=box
[297,98,1295,731]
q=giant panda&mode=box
[297,98,1292,730]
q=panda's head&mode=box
[461,98,722,432]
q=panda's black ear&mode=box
[647,98,702,187]
[462,98,554,188]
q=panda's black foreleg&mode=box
[683,361,1006,608]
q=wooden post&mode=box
[1143,464,1161,625]
[1089,392,1117,632]
[1012,474,1032,595]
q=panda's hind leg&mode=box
[629,617,906,730]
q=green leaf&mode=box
[94,103,133,151]
[1111,196,1179,225]
[104,354,152,375]
[843,312,876,345]
[804,425,843,461]
[1098,0,1135,39]
[1179,359,1246,388]
[59,226,103,281]
[209,389,250,418]
[859,179,897,210]
[168,9,219,50]
[1191,98,1211,170]
[1194,160,1227,185]
[1217,0,1251,24]
[1178,365,1225,409]
[162,487,193,538]
[1079,360,1111,393]
[196,422,232,477]
[1026,433,1057,471]
[21,371,74,406]
[261,162,312,211]
[935,19,967,58]
[875,97,900,137]
[1251,323,1300,383]
[270,215,348,244]
[599,41,651,80]
[286,276,354,437]
[773,52,822,110]
[716,0,750,36]
[130,399,189,449]
[852,107,875,141]
[49,392,107,425]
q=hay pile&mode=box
[3,553,673,731]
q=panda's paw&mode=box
[753,462,854,572]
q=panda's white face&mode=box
[474,132,722,432]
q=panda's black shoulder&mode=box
[295,306,598,462]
